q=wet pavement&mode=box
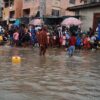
[0,46,100,100]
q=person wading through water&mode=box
[67,32,76,57]
[37,27,48,56]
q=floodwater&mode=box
[0,46,100,100]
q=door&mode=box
[93,13,100,31]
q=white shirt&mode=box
[91,36,96,42]
[66,33,70,39]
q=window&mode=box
[52,9,60,16]
[75,11,79,16]
[4,0,14,7]
[4,0,9,8]
[9,11,15,18]
[24,0,32,2]
[23,9,30,17]
[10,0,14,6]
[69,0,75,4]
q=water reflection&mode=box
[0,46,100,100]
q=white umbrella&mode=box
[61,17,82,26]
[29,19,43,26]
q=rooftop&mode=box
[67,2,100,11]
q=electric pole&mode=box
[39,0,46,18]
[0,0,3,18]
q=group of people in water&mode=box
[0,24,100,56]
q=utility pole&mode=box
[39,0,46,18]
[0,0,3,18]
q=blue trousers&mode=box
[68,46,75,56]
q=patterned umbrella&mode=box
[61,17,82,26]
[29,19,43,26]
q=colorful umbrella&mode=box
[61,17,82,26]
[29,19,43,26]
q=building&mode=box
[22,0,39,18]
[68,0,100,31]
[3,0,23,21]
[0,0,3,19]
[65,0,83,16]
[22,0,82,18]
[2,0,82,24]
[2,0,82,18]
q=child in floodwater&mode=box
[13,28,19,46]
[67,32,76,57]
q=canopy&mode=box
[61,17,82,27]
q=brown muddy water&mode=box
[0,46,100,100]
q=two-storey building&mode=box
[3,0,23,22]
[2,0,82,24]
[68,0,100,31]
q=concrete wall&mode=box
[15,0,23,18]
[2,0,82,20]
[45,0,82,16]
[3,8,9,20]
[45,0,52,16]
[79,7,100,31]
[3,0,23,20]
[65,0,83,16]
[14,0,83,18]
[23,0,39,16]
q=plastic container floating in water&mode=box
[12,56,21,63]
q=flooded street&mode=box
[0,46,100,100]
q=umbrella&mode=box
[29,19,43,26]
[61,17,82,26]
[14,19,21,27]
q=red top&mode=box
[69,36,76,46]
